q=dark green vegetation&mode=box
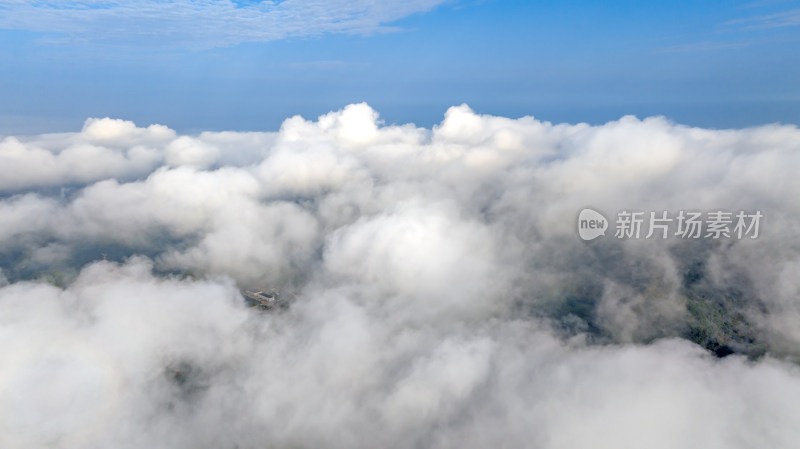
[533,238,769,359]
[675,244,767,358]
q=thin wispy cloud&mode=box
[654,40,753,54]
[282,60,371,70]
[725,7,800,30]
[0,0,451,48]
[739,0,795,9]
[652,2,800,55]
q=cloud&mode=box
[654,41,754,54]
[0,0,452,48]
[1,259,800,448]
[1,104,800,447]
[725,7,800,30]
[0,117,273,192]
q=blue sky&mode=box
[0,0,798,134]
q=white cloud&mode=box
[0,260,799,448]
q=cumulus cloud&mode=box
[1,103,800,447]
[0,0,451,48]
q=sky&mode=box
[0,0,798,134]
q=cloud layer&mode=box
[0,0,450,47]
[1,104,800,447]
